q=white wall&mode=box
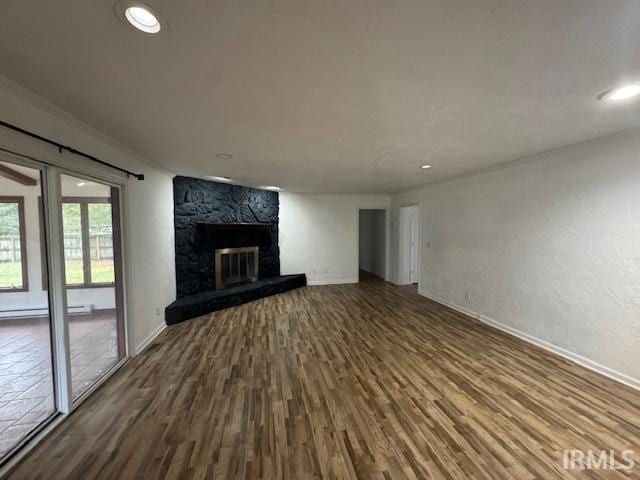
[395,130,640,387]
[358,209,386,278]
[279,194,390,285]
[0,77,176,353]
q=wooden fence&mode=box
[0,235,113,263]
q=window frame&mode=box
[0,195,29,293]
[61,196,114,289]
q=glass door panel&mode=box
[60,175,125,400]
[0,161,55,461]
[88,203,115,285]
[61,204,83,286]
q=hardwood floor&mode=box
[7,276,640,479]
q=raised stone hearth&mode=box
[165,274,306,324]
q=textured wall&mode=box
[408,131,640,384]
[279,194,390,285]
[173,176,279,297]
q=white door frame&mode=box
[355,207,391,282]
[356,207,391,282]
[409,207,419,284]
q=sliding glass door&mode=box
[0,160,55,460]
[60,175,125,400]
[0,156,127,465]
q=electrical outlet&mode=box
[464,292,471,301]
[156,307,161,316]
[427,241,432,248]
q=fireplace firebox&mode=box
[215,246,259,290]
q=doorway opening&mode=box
[398,205,419,285]
[358,209,386,282]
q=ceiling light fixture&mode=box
[215,153,233,160]
[420,164,432,169]
[125,5,161,33]
[77,182,87,187]
[209,176,232,182]
[115,1,167,34]
[259,185,282,191]
[598,83,640,102]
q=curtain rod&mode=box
[0,119,144,181]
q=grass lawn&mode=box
[0,261,23,289]
[65,259,114,285]
[1,260,114,289]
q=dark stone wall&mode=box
[173,176,280,298]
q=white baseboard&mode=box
[134,321,167,355]
[307,278,358,286]
[0,304,92,319]
[418,289,640,392]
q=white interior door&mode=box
[409,207,419,284]
[398,205,419,284]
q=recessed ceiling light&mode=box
[599,84,640,102]
[420,164,432,169]
[259,185,282,191]
[209,176,231,182]
[216,153,233,160]
[124,5,161,33]
[77,182,87,187]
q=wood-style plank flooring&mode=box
[8,274,640,479]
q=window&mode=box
[61,197,115,288]
[0,196,28,292]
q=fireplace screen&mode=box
[215,246,259,290]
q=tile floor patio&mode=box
[0,311,118,459]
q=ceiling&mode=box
[0,161,111,196]
[2,0,640,193]
[0,161,39,182]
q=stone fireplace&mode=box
[166,176,305,324]
[172,176,280,296]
